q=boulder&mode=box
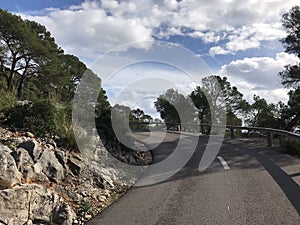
[12,148,36,182]
[90,168,115,189]
[0,145,21,189]
[67,154,84,176]
[54,149,67,169]
[0,184,76,225]
[37,149,65,183]
[52,203,76,225]
[0,144,12,154]
[11,148,34,170]
[18,140,43,162]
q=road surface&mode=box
[88,132,300,225]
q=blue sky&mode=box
[0,0,84,12]
[1,0,299,116]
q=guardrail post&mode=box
[230,128,235,139]
[278,135,282,147]
[267,132,272,147]
[178,124,181,132]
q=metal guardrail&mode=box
[226,125,300,147]
[129,122,300,147]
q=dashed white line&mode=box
[217,156,230,170]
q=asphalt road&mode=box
[88,132,300,225]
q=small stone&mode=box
[98,195,107,202]
[25,132,35,138]
[81,191,88,197]
[84,214,92,220]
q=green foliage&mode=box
[0,9,86,102]
[0,89,17,111]
[81,201,92,213]
[190,86,211,126]
[280,64,300,88]
[41,54,87,103]
[280,137,300,157]
[227,110,242,126]
[191,75,247,127]
[281,6,300,57]
[277,6,300,131]
[0,9,60,98]
[279,6,300,88]
[130,108,153,130]
[155,89,196,130]
[4,100,59,137]
[245,95,277,128]
[95,89,113,138]
[280,89,300,130]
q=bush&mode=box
[0,90,17,111]
[280,137,300,156]
[4,100,58,137]
[54,106,79,151]
[3,98,80,151]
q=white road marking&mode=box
[217,156,230,170]
[227,206,230,210]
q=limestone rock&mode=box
[0,184,76,225]
[12,148,36,182]
[54,149,67,169]
[37,149,65,183]
[89,168,115,189]
[0,146,21,189]
[67,154,84,176]
[0,144,12,154]
[52,203,76,225]
[25,131,35,138]
[18,140,43,162]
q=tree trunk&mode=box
[286,114,300,131]
[17,67,28,100]
[7,71,14,92]
[7,60,16,92]
[17,75,26,100]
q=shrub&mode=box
[0,90,17,111]
[4,100,58,137]
[280,137,300,156]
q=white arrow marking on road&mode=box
[217,156,230,170]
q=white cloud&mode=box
[19,1,154,60]
[209,46,232,56]
[17,0,299,60]
[190,31,222,44]
[210,22,286,55]
[14,0,300,108]
[220,52,299,103]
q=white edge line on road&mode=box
[217,156,230,170]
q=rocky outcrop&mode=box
[18,140,43,162]
[0,184,76,225]
[0,127,152,224]
[38,149,65,183]
[0,145,21,189]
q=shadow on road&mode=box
[136,134,300,215]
